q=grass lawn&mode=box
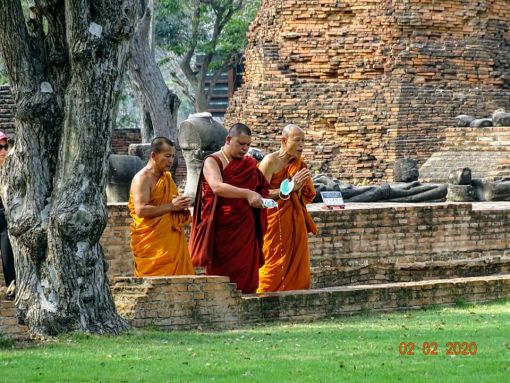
[1,300,509,383]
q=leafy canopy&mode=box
[155,0,260,70]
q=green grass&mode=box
[1,300,509,383]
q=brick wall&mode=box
[225,0,510,182]
[111,129,141,154]
[113,274,510,331]
[102,204,134,277]
[307,202,510,287]
[0,85,15,137]
[113,276,244,330]
[102,202,510,286]
[419,127,510,182]
[0,299,29,340]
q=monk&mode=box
[128,137,194,276]
[190,123,269,293]
[257,124,317,292]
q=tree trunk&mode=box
[0,0,136,336]
[194,85,209,113]
[128,0,180,143]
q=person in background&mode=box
[0,131,15,300]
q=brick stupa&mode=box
[225,0,510,182]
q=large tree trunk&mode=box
[128,0,180,143]
[0,0,136,336]
[194,83,209,113]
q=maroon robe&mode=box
[192,155,269,293]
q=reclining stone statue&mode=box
[312,176,447,203]
[312,158,447,202]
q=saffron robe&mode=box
[257,158,317,292]
[193,155,269,293]
[128,172,194,276]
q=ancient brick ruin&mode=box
[420,127,510,182]
[225,0,510,182]
[0,86,15,137]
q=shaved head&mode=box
[282,124,304,137]
[151,136,174,153]
[228,123,251,138]
[280,124,305,159]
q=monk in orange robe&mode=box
[129,137,194,276]
[257,124,317,292]
[190,123,269,293]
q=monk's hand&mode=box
[171,196,191,211]
[292,168,312,191]
[246,190,264,209]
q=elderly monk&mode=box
[129,137,194,276]
[257,124,317,292]
[190,123,269,293]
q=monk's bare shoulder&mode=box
[258,152,280,181]
[261,152,279,166]
[131,167,152,193]
[262,152,283,170]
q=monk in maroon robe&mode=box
[190,123,269,293]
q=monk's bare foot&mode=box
[5,280,15,300]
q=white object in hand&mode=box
[261,198,278,209]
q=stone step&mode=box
[310,258,510,288]
[243,274,510,322]
[113,274,510,331]
[0,299,29,341]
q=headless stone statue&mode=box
[178,112,227,201]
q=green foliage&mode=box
[156,0,260,58]
[1,300,509,382]
[155,0,191,55]
[155,0,261,108]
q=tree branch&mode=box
[200,5,223,101]
[169,71,196,105]
[180,0,201,86]
[205,54,235,106]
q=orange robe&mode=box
[257,158,317,292]
[128,172,194,276]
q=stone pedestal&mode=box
[106,154,144,202]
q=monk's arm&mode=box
[203,157,262,204]
[131,175,182,218]
[258,156,279,200]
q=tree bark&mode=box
[0,0,136,336]
[128,0,180,143]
